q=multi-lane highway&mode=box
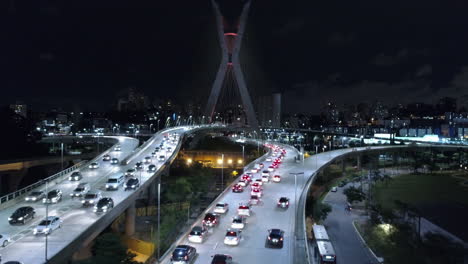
[0,127,188,263]
[161,144,303,264]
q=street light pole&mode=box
[221,154,224,188]
[45,179,49,263]
[157,181,161,261]
[242,145,245,163]
[289,172,304,237]
[60,142,64,171]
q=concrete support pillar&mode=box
[357,155,362,170]
[125,201,136,236]
[148,180,157,205]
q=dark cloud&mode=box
[372,49,409,66]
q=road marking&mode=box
[213,242,218,250]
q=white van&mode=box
[105,174,125,190]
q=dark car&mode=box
[202,213,219,227]
[135,162,144,170]
[69,171,82,181]
[124,178,140,191]
[170,245,196,264]
[43,189,62,204]
[232,184,243,193]
[8,206,35,225]
[211,254,233,264]
[93,197,114,213]
[277,197,290,209]
[266,229,285,248]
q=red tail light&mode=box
[184,256,188,260]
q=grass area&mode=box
[355,221,426,264]
[373,172,468,211]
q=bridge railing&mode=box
[0,136,127,209]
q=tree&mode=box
[313,201,332,222]
[165,177,192,202]
[343,186,366,203]
[74,233,140,264]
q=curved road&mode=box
[0,128,187,263]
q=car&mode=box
[331,186,338,192]
[70,183,90,198]
[106,174,125,190]
[202,213,219,227]
[69,171,82,181]
[231,215,246,229]
[170,245,196,264]
[147,164,157,172]
[273,175,281,183]
[237,204,250,217]
[43,189,62,204]
[210,254,233,264]
[254,178,263,186]
[33,216,62,235]
[144,156,152,164]
[93,197,114,213]
[151,151,157,157]
[158,155,165,162]
[251,187,262,198]
[89,162,99,169]
[213,203,229,214]
[111,158,119,165]
[224,229,242,246]
[259,163,264,168]
[266,229,285,248]
[81,191,102,206]
[135,162,144,170]
[167,146,173,152]
[277,197,289,209]
[8,206,35,225]
[124,178,140,191]
[237,179,249,187]
[188,226,208,243]
[241,174,252,182]
[114,145,121,151]
[102,154,111,161]
[232,184,243,193]
[266,157,272,162]
[261,175,270,183]
[250,168,259,173]
[251,182,262,190]
[249,195,260,206]
[267,166,275,172]
[125,168,136,177]
[154,147,160,152]
[24,191,46,202]
[0,233,10,247]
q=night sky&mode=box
[2,0,468,113]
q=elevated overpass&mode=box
[0,124,465,264]
[0,125,223,264]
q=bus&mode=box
[311,224,337,264]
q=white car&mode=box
[144,156,152,164]
[261,175,270,183]
[250,168,259,173]
[254,179,263,186]
[231,216,246,229]
[273,175,281,183]
[213,203,229,214]
[110,158,119,165]
[188,226,208,243]
[266,157,272,162]
[224,229,242,246]
[114,145,121,151]
[33,216,62,235]
[89,162,99,169]
[158,155,165,162]
[261,170,270,177]
[237,204,250,216]
[267,167,275,172]
[81,191,102,206]
[0,233,10,247]
[251,188,262,198]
